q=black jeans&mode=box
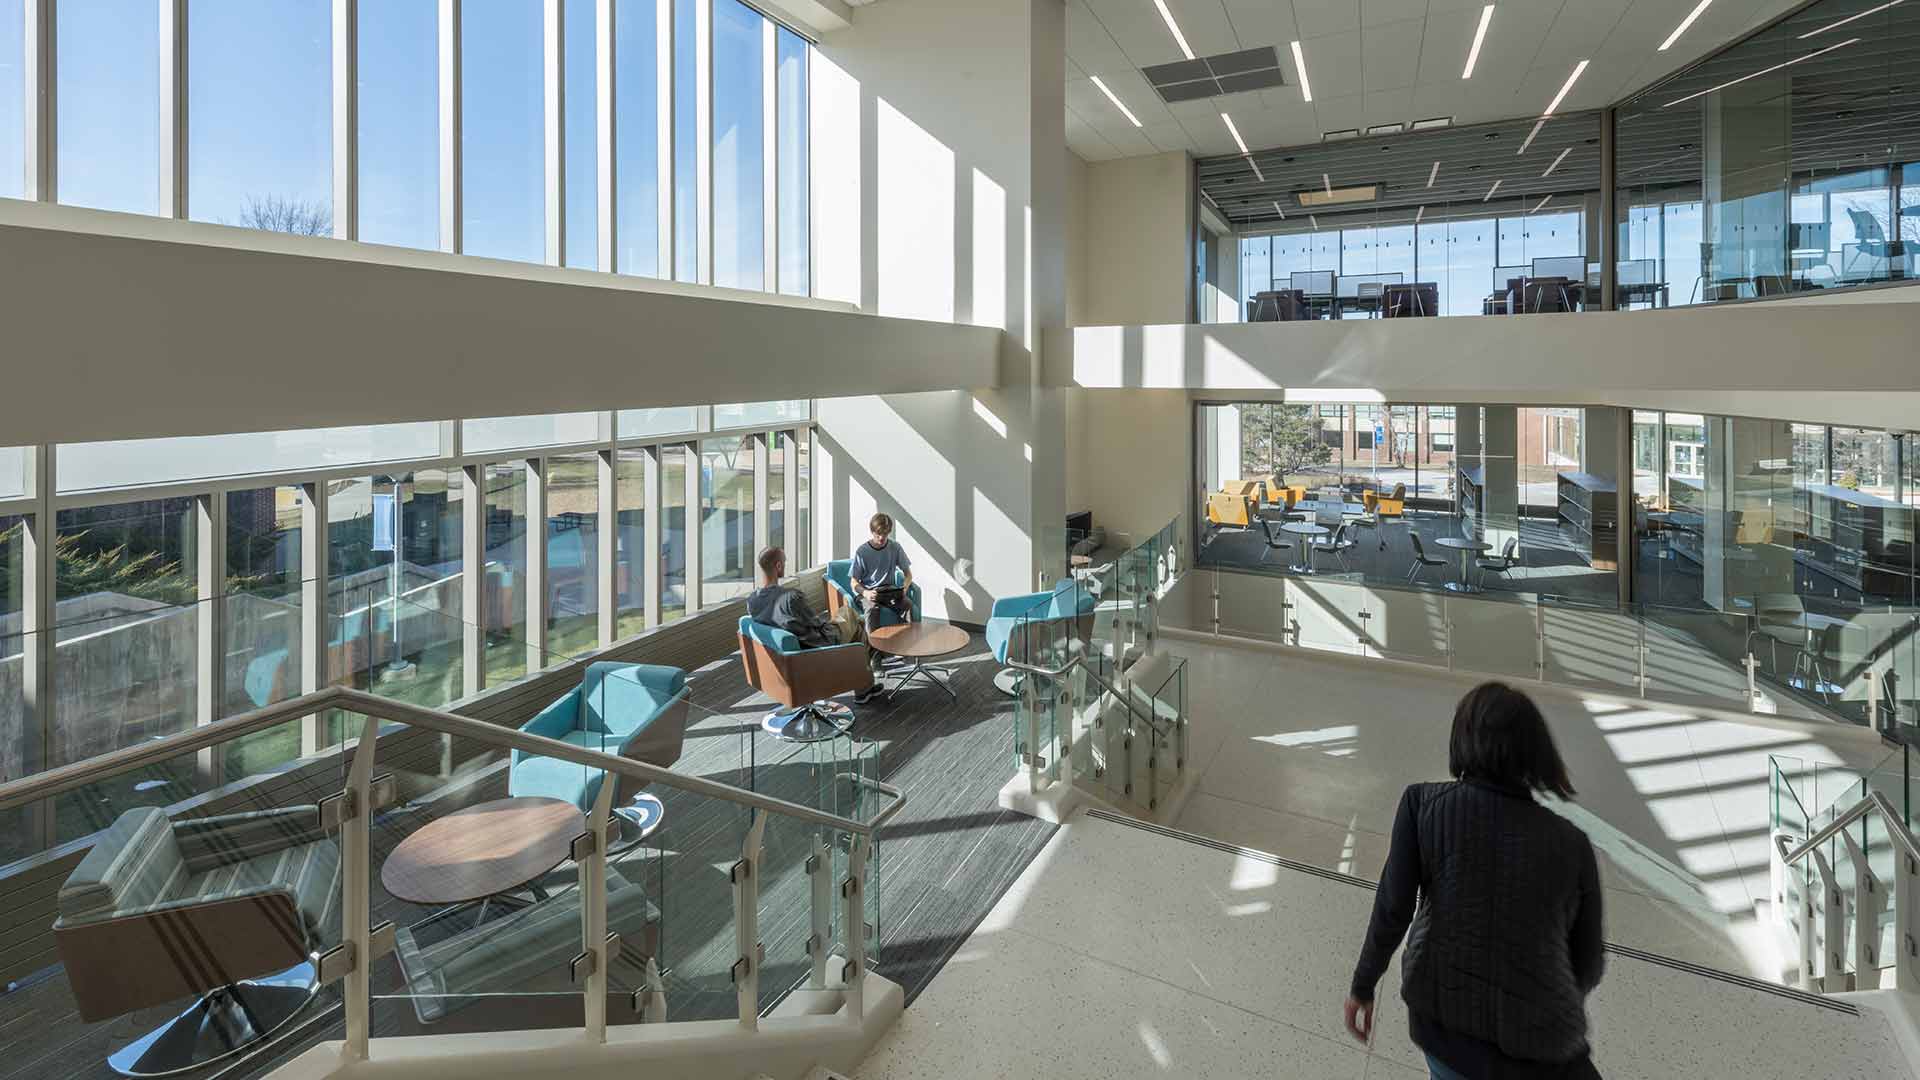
[862,591,912,669]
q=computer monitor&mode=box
[1291,270,1335,297]
[1530,255,1587,281]
[1616,258,1655,286]
[1334,272,1403,298]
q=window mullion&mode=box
[333,0,357,240]
[760,15,775,292]
[544,0,565,266]
[24,0,53,200]
[695,0,711,284]
[596,0,615,272]
[526,457,550,669]
[24,446,56,851]
[439,0,462,253]
[160,0,187,218]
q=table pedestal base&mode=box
[762,701,854,742]
[888,658,956,700]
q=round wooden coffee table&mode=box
[382,795,584,907]
[869,622,970,700]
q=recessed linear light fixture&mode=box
[1291,40,1313,102]
[1367,123,1404,136]
[1518,117,1546,154]
[1310,214,1320,228]
[1541,146,1572,177]
[1221,112,1250,155]
[1415,205,1425,223]
[1322,128,1359,141]
[1427,161,1441,187]
[1530,195,1552,213]
[1249,158,1267,182]
[1322,173,1333,194]
[1483,179,1502,202]
[1800,0,1903,39]
[1664,37,1858,107]
[1272,201,1287,219]
[1463,5,1494,79]
[1544,59,1588,116]
[1659,0,1713,51]
[1153,0,1195,61]
[1411,116,1453,131]
[1089,75,1142,127]
[1298,183,1381,208]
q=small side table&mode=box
[1280,521,1328,574]
[869,622,970,699]
[1434,536,1490,593]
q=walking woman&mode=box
[1344,682,1604,1079]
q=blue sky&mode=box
[34,0,804,288]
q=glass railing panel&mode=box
[1541,601,1642,694]
[1364,585,1448,666]
[2,734,346,1078]
[1290,578,1368,657]
[369,718,595,1036]
[1861,809,1898,987]
[1213,566,1290,647]
[754,761,881,1017]
[1445,592,1541,681]
[1145,655,1188,803]
[1639,602,1756,710]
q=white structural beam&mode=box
[0,208,1001,445]
[333,0,358,240]
[159,0,187,218]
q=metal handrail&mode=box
[0,685,896,837]
[1004,648,1177,738]
[1781,790,1920,867]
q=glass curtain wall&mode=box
[1197,401,1618,607]
[1615,0,1920,304]
[15,0,810,291]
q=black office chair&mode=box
[1256,518,1291,564]
[1356,281,1385,318]
[1406,532,1446,583]
[1313,522,1355,571]
[1476,536,1520,587]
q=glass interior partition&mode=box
[1218,113,1602,321]
[1616,0,1920,304]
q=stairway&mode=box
[854,810,1917,1080]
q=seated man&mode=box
[748,546,838,648]
[850,512,915,637]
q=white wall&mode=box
[1076,151,1192,327]
[1051,303,1920,430]
[1077,390,1192,540]
[807,0,1068,621]
[0,201,1003,446]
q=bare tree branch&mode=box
[237,194,333,237]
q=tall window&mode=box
[0,515,27,865]
[58,0,161,214]
[53,498,199,840]
[615,448,650,636]
[358,0,439,249]
[564,0,599,268]
[712,0,765,290]
[700,436,753,601]
[775,27,808,296]
[546,454,601,655]
[328,470,465,716]
[0,0,25,199]
[463,0,544,262]
[671,0,699,281]
[660,445,688,621]
[189,0,333,233]
[616,0,662,276]
[483,462,530,680]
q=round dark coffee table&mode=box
[382,795,584,906]
[869,622,969,700]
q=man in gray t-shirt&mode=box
[850,512,914,637]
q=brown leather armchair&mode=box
[738,616,875,740]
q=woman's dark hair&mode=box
[1448,681,1575,799]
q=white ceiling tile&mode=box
[1220,0,1296,48]
[1360,0,1426,27]
[1299,30,1362,100]
[1101,126,1166,157]
[1312,92,1364,134]
[1361,17,1424,92]
[1141,121,1198,153]
[1361,87,1415,128]
[1291,0,1360,39]
[1415,4,1479,85]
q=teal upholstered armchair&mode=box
[738,616,873,740]
[985,579,1097,695]
[54,805,342,1075]
[824,559,923,630]
[509,662,690,815]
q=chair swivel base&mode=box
[107,960,318,1078]
[762,700,854,743]
[993,668,1026,696]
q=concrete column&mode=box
[1481,406,1520,554]
[1453,405,1481,516]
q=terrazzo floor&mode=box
[857,812,1916,1080]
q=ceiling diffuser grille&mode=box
[1142,46,1285,104]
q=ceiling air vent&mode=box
[1142,46,1285,104]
